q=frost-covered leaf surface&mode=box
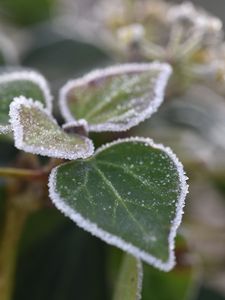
[49,137,188,271]
[0,70,52,134]
[113,254,143,300]
[60,63,172,132]
[9,96,94,160]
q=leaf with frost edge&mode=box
[48,137,188,271]
[9,96,94,160]
[59,62,172,132]
[0,70,53,134]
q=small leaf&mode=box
[0,70,53,134]
[9,96,94,160]
[59,63,172,132]
[113,254,143,300]
[49,137,188,271]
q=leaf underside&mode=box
[60,63,171,131]
[49,138,187,270]
[10,97,93,160]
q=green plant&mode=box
[1,0,225,299]
[0,59,188,299]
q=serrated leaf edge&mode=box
[48,137,188,271]
[59,62,172,132]
[9,96,94,160]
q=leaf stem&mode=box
[0,156,65,181]
[0,198,29,300]
[0,167,47,181]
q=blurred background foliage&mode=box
[0,0,225,299]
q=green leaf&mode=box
[9,96,94,160]
[113,254,142,300]
[49,137,188,271]
[59,63,172,132]
[0,70,52,134]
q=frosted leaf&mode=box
[48,137,188,271]
[9,96,94,160]
[59,63,172,132]
[0,70,53,134]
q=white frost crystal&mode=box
[60,63,172,132]
[0,70,53,134]
[9,96,94,160]
[48,137,188,271]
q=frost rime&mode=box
[9,96,94,160]
[48,137,188,271]
[59,63,172,132]
[0,70,53,134]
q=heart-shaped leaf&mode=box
[59,63,172,132]
[0,70,52,134]
[9,96,94,160]
[49,137,188,271]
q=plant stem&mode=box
[0,199,28,300]
[0,158,65,181]
[0,167,46,181]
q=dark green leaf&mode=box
[49,137,188,271]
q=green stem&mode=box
[0,167,47,181]
[0,200,28,300]
[0,158,65,181]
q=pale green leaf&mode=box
[49,137,188,271]
[113,254,142,300]
[0,70,52,134]
[60,63,172,132]
[9,96,94,160]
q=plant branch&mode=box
[0,178,44,300]
[0,199,28,300]
[0,167,46,180]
